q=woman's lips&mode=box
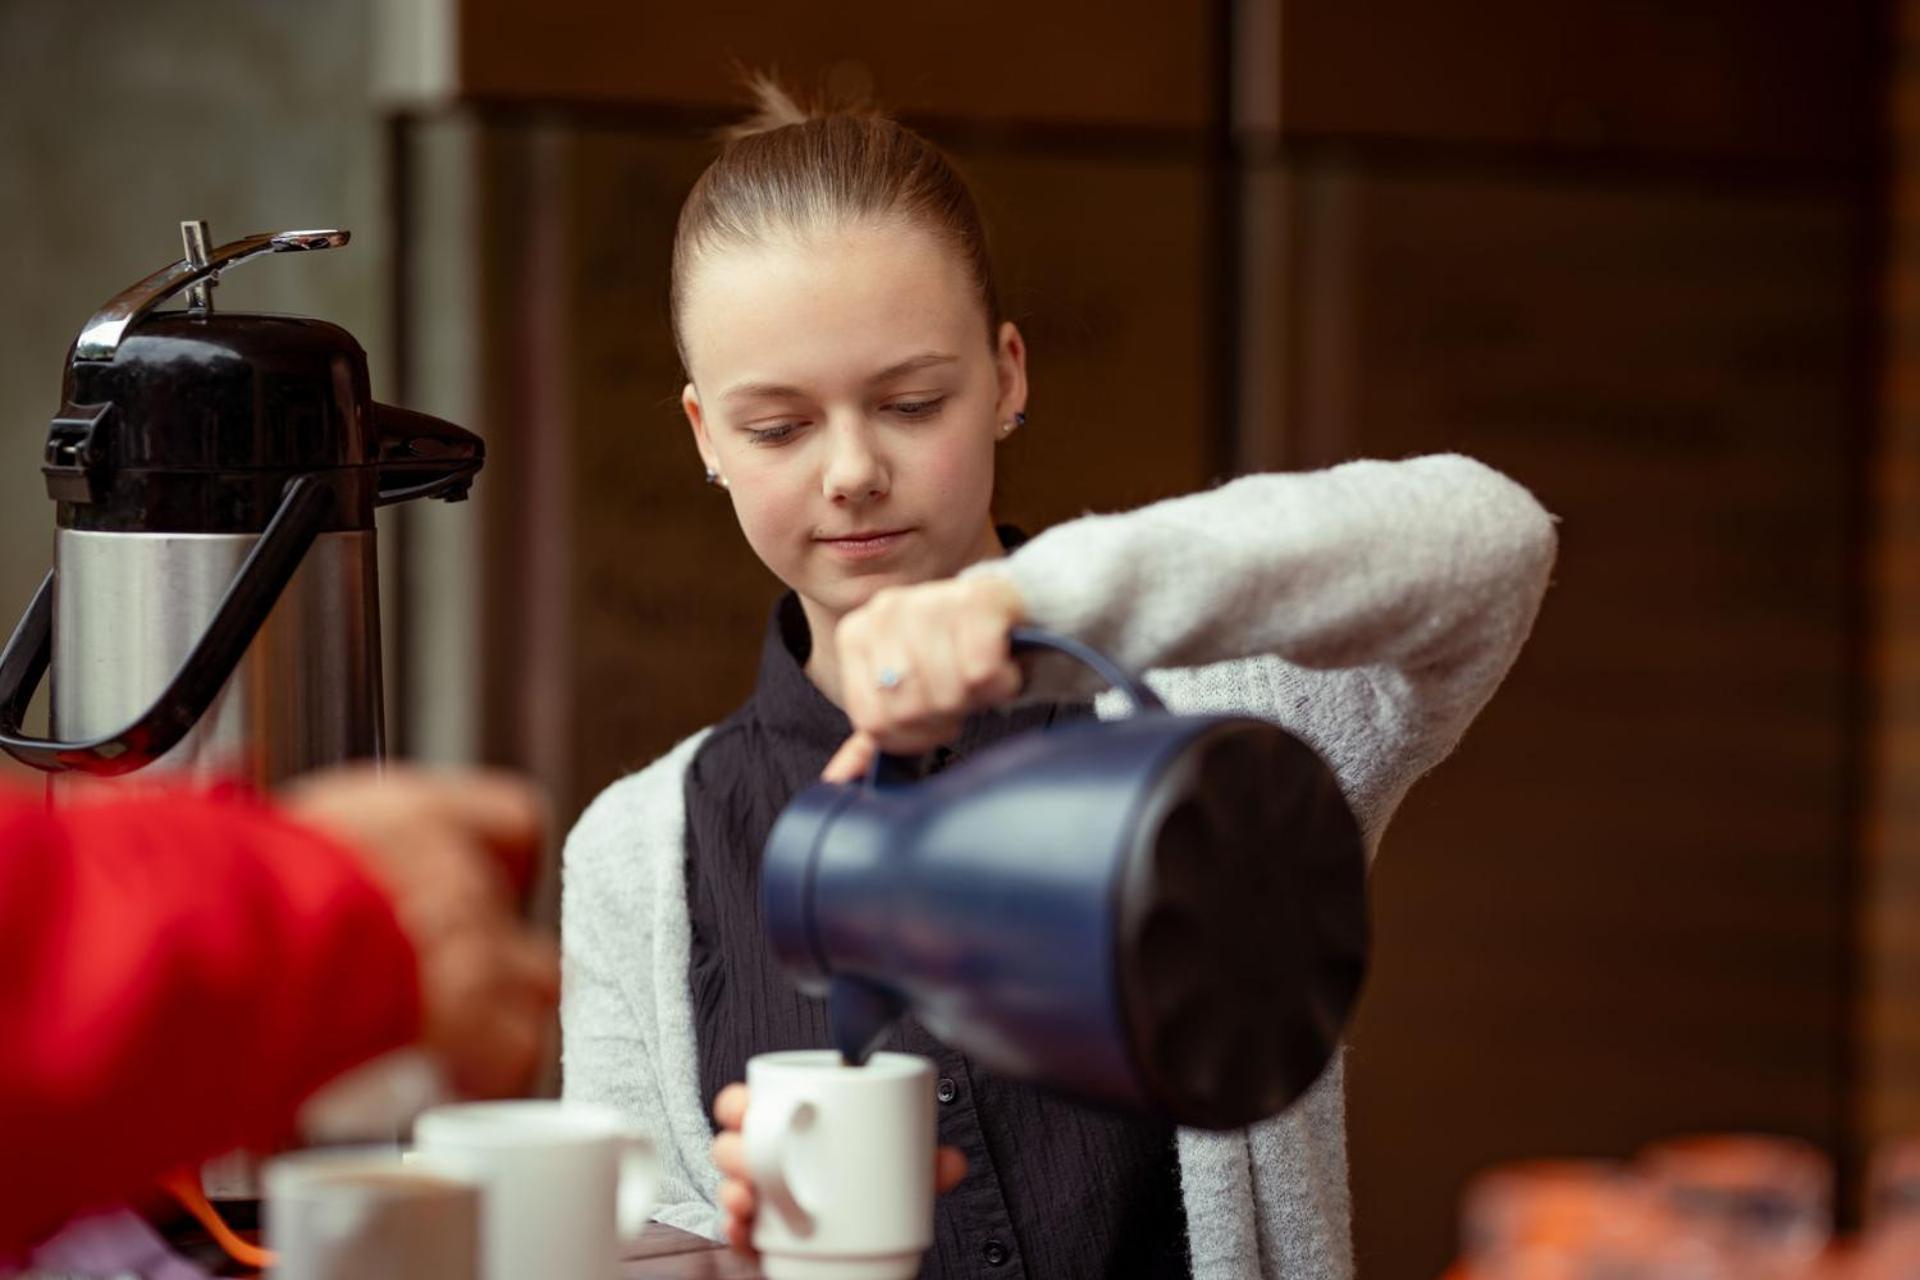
[817,529,912,561]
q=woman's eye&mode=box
[745,423,801,445]
[888,397,946,420]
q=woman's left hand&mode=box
[822,576,1028,782]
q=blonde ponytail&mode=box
[722,72,819,140]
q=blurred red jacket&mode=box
[0,785,420,1254]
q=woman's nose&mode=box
[821,420,889,503]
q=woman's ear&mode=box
[993,321,1029,429]
[683,382,721,477]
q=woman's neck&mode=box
[802,519,1007,710]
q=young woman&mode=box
[561,80,1557,1280]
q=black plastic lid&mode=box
[41,225,482,535]
[45,312,481,534]
[57,311,376,474]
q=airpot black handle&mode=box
[0,474,336,775]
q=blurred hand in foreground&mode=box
[283,765,559,1098]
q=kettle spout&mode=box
[827,976,909,1066]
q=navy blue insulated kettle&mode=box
[762,628,1368,1131]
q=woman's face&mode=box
[678,217,1026,623]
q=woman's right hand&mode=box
[709,1083,969,1255]
[821,576,1028,783]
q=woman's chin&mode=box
[800,567,926,616]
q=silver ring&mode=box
[876,665,910,691]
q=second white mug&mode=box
[412,1099,658,1280]
[265,1146,478,1280]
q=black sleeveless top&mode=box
[683,590,1192,1279]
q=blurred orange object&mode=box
[1860,1136,1920,1279]
[1458,1159,1713,1279]
[1869,1137,1920,1233]
[156,1168,274,1270]
[1792,1246,1858,1280]
[1637,1134,1832,1279]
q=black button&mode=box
[936,1076,958,1104]
[930,746,956,772]
[983,1239,1010,1267]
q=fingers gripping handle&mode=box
[743,1096,818,1238]
[865,624,1167,788]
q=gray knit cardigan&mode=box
[560,454,1557,1279]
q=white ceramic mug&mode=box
[265,1146,479,1280]
[412,1099,659,1280]
[744,1050,936,1280]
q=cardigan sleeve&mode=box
[560,730,725,1238]
[962,454,1557,792]
[967,455,1553,681]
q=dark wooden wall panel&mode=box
[952,143,1215,529]
[1867,0,1920,1149]
[458,0,1212,130]
[1296,166,1862,1277]
[564,131,770,819]
[1281,0,1876,165]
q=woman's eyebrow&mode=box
[720,353,960,404]
[868,352,959,384]
[721,378,805,403]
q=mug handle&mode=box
[742,1096,817,1238]
[617,1131,662,1242]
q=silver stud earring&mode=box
[704,467,728,489]
[1016,412,1027,428]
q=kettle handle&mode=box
[1007,626,1166,711]
[0,474,336,774]
[867,626,1166,787]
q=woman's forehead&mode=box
[680,221,985,390]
